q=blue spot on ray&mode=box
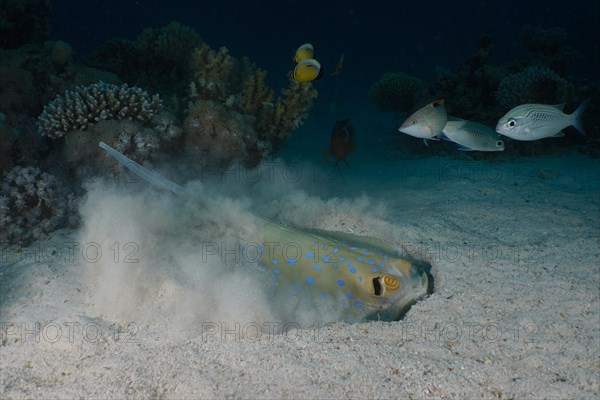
[273,269,281,275]
[313,265,322,271]
[287,259,297,265]
[371,268,379,273]
[337,279,346,286]
[339,257,346,262]
[305,277,316,285]
[367,260,375,265]
[358,276,363,282]
[259,247,265,254]
[356,257,364,262]
[378,262,385,268]
[271,276,277,282]
[346,293,353,299]
[354,301,364,308]
[347,261,353,267]
[333,248,339,254]
[349,267,357,273]
[363,252,369,257]
[351,246,357,250]
[272,259,279,265]
[332,264,339,269]
[306,252,314,258]
[322,256,330,263]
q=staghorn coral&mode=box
[495,66,575,109]
[189,44,245,102]
[0,166,77,244]
[188,43,317,161]
[253,79,317,143]
[38,82,162,139]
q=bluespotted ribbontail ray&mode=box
[98,142,433,322]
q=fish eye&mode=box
[496,140,503,147]
[411,120,417,125]
[507,118,516,128]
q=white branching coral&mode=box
[0,166,77,244]
[38,82,162,139]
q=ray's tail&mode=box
[99,142,185,194]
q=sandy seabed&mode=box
[1,152,599,399]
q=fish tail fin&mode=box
[571,98,590,135]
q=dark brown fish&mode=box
[329,119,355,166]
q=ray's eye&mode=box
[507,118,516,128]
[383,276,399,289]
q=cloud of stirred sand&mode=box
[77,160,394,337]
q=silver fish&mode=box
[442,119,504,151]
[496,100,589,141]
[99,142,433,322]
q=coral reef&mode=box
[38,82,162,139]
[520,25,576,76]
[0,63,37,115]
[0,0,50,48]
[87,22,202,96]
[434,33,507,124]
[252,79,318,144]
[0,113,48,176]
[183,100,262,167]
[187,43,318,164]
[0,41,122,120]
[0,166,77,244]
[188,44,246,103]
[495,66,575,109]
[49,40,73,69]
[88,23,317,167]
[368,72,427,112]
[36,81,182,181]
